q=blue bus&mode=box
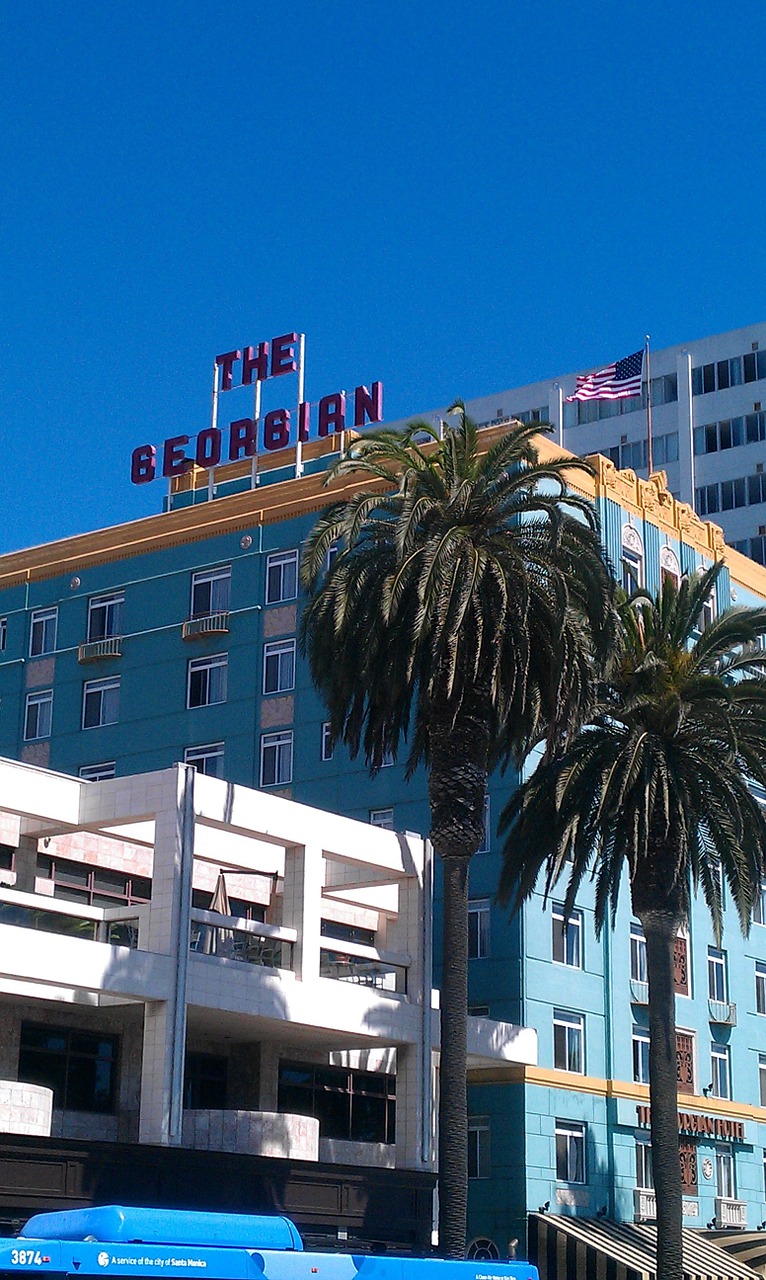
[0,1207,538,1280]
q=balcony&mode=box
[630,978,649,1004]
[189,909,295,969]
[78,636,122,662]
[634,1188,656,1221]
[182,612,230,639]
[708,998,737,1026]
[715,1196,747,1228]
[319,939,410,994]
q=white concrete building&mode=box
[387,322,766,565]
[0,757,536,1243]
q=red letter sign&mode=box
[162,436,191,477]
[271,333,298,377]
[131,445,156,484]
[318,392,346,437]
[354,381,383,427]
[229,418,257,460]
[264,409,290,450]
[215,350,241,391]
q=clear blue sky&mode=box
[2,0,765,553]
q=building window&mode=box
[553,1010,584,1074]
[555,1120,586,1183]
[757,962,766,1015]
[716,1145,735,1200]
[632,1026,650,1084]
[24,690,53,740]
[468,1116,491,1179]
[754,882,766,925]
[381,748,394,767]
[88,593,124,641]
[187,654,227,708]
[711,1044,731,1100]
[758,1054,766,1106]
[83,677,120,728]
[0,617,6,650]
[263,639,296,694]
[630,923,648,982]
[659,547,681,591]
[635,1139,654,1189]
[478,795,490,853]
[621,526,644,592]
[370,808,394,830]
[191,566,231,617]
[674,933,690,996]
[468,898,490,959]
[321,722,334,761]
[260,730,293,787]
[184,743,224,777]
[30,607,57,657]
[676,1031,695,1091]
[37,852,150,906]
[18,1023,118,1113]
[265,550,298,604]
[552,904,582,968]
[278,1060,395,1144]
[79,762,116,781]
[183,1052,228,1109]
[708,947,728,1002]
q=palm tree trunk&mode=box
[639,908,683,1280]
[438,854,470,1258]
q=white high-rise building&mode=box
[388,322,766,564]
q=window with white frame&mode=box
[555,1119,586,1183]
[759,1054,766,1106]
[553,1010,584,1074]
[635,1138,654,1189]
[370,808,394,830]
[468,898,490,959]
[263,639,296,694]
[754,882,766,925]
[184,743,224,777]
[88,593,124,641]
[621,525,644,592]
[321,721,334,761]
[711,1044,731,1100]
[632,1026,650,1084]
[381,748,394,767]
[191,566,230,617]
[552,904,582,968]
[0,617,6,651]
[187,654,228,708]
[260,730,293,787]
[30,607,57,657]
[630,923,648,982]
[716,1145,735,1200]
[82,677,120,728]
[659,546,681,591]
[265,550,298,604]
[756,962,766,1015]
[468,1116,490,1179]
[708,947,728,1002]
[78,762,116,781]
[24,690,52,740]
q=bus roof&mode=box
[20,1206,304,1252]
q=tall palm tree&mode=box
[300,405,615,1257]
[498,563,766,1280]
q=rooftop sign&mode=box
[130,331,383,485]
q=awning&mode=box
[704,1231,766,1277]
[528,1213,760,1280]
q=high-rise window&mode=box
[82,677,120,728]
[632,1027,650,1084]
[88,593,124,641]
[30,607,57,656]
[716,1145,735,1200]
[370,808,394,830]
[190,566,230,617]
[468,1116,491,1179]
[708,947,728,1002]
[555,1120,586,1183]
[260,731,293,787]
[24,690,53,740]
[756,962,766,1015]
[187,654,228,708]
[552,905,582,968]
[468,899,490,959]
[184,743,224,777]
[79,762,116,781]
[711,1044,731,1100]
[635,1139,653,1189]
[321,722,334,761]
[630,923,648,983]
[263,639,296,694]
[553,1010,584,1074]
[265,550,298,604]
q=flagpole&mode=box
[645,334,653,476]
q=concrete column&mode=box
[14,834,38,894]
[258,1043,281,1111]
[281,844,323,981]
[138,766,195,1146]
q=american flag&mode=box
[566,350,644,402]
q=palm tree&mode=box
[300,405,616,1257]
[497,564,766,1280]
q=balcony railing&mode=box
[715,1196,747,1228]
[189,909,295,970]
[634,1188,656,1221]
[0,887,143,947]
[319,938,410,994]
[708,998,737,1026]
[630,978,649,1004]
[182,612,230,640]
[78,636,122,662]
